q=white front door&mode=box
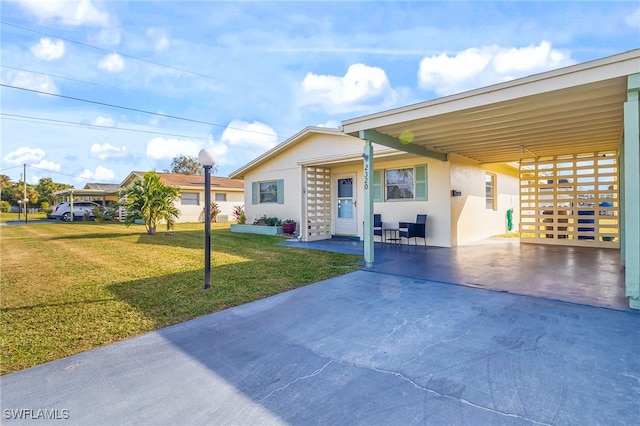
[335,173,357,235]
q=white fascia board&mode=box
[229,126,345,178]
[342,49,640,133]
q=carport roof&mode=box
[342,49,640,164]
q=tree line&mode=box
[1,155,215,212]
[0,175,73,210]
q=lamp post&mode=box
[24,198,28,224]
[17,200,22,220]
[198,148,216,290]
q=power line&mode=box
[29,164,95,181]
[1,64,119,90]
[1,21,217,81]
[1,83,285,140]
[0,164,87,181]
[0,165,24,173]
[1,113,210,141]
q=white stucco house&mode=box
[230,127,519,248]
[231,49,639,309]
[120,172,244,223]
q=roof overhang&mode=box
[53,188,120,197]
[229,126,351,178]
[342,49,640,164]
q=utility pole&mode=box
[23,164,27,223]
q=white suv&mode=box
[50,201,102,221]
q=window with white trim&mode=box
[385,168,414,200]
[260,181,277,203]
[373,165,428,202]
[181,192,199,205]
[485,173,496,210]
[252,179,284,205]
[215,193,227,202]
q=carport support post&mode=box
[361,134,374,267]
[623,73,640,309]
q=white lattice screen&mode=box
[519,152,619,248]
[304,167,332,241]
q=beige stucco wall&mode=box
[363,156,452,247]
[449,154,519,246]
[176,190,245,223]
[242,132,366,227]
[240,131,519,247]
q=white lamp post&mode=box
[17,200,22,220]
[198,148,217,290]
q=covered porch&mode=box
[282,238,628,311]
[342,49,640,309]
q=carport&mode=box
[342,49,640,309]
[52,188,120,222]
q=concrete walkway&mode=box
[1,265,638,424]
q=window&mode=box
[259,181,277,203]
[252,180,284,204]
[373,165,427,202]
[182,192,199,205]
[486,173,496,210]
[386,168,413,200]
[215,193,226,202]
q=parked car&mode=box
[49,201,103,221]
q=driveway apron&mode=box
[1,252,638,424]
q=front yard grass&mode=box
[0,222,362,375]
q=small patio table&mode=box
[384,228,401,244]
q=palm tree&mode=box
[121,172,181,235]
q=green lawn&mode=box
[0,221,362,374]
[0,211,49,223]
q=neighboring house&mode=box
[83,183,121,204]
[119,172,244,223]
[230,127,519,247]
[53,183,121,208]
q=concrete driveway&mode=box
[1,266,638,425]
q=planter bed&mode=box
[230,224,283,236]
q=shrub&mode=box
[209,202,222,222]
[231,205,246,224]
[253,215,281,226]
[1,201,9,212]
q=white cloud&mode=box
[3,147,46,164]
[418,42,574,96]
[8,72,58,94]
[316,120,341,129]
[78,166,116,181]
[203,121,278,169]
[626,7,640,29]
[147,27,170,52]
[300,63,398,114]
[98,53,124,72]
[32,160,61,173]
[90,143,128,160]
[16,0,110,27]
[419,48,493,86]
[90,116,115,127]
[493,41,567,74]
[31,38,65,61]
[219,120,278,151]
[146,137,201,160]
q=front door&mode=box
[335,174,357,235]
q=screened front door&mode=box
[335,174,357,235]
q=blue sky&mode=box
[1,0,639,187]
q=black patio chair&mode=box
[399,214,427,246]
[374,214,383,242]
